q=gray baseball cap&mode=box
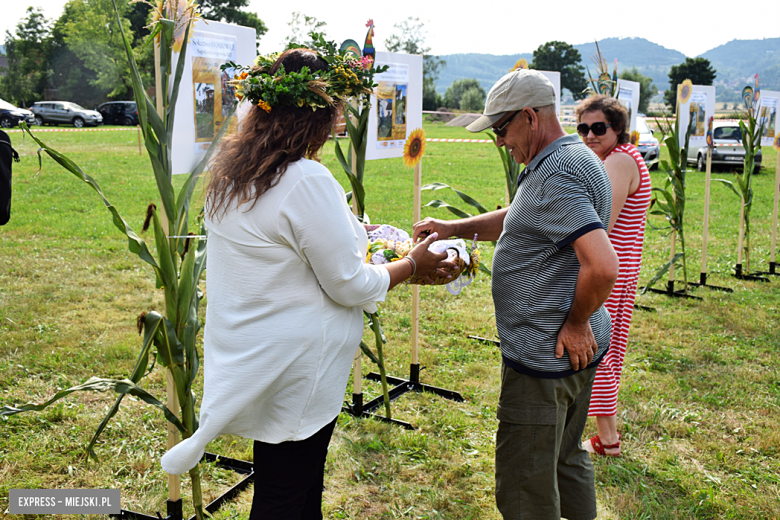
[466,69,556,133]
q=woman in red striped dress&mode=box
[575,96,652,457]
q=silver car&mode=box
[635,116,660,170]
[687,120,762,173]
[30,101,103,128]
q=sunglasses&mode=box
[492,108,539,138]
[577,122,612,137]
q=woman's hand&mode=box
[384,233,456,290]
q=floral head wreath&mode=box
[224,33,387,113]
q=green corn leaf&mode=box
[424,200,473,219]
[713,178,741,198]
[359,340,381,367]
[22,124,162,278]
[1,377,185,434]
[150,206,178,315]
[641,252,685,293]
[167,20,193,147]
[144,311,187,405]
[421,182,489,214]
[478,262,492,276]
[177,245,197,331]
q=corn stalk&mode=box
[644,110,693,293]
[714,101,764,274]
[1,3,233,518]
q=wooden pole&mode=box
[156,40,180,502]
[700,147,713,275]
[137,125,143,156]
[738,194,746,266]
[350,145,361,396]
[770,150,780,267]
[411,159,422,366]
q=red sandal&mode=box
[588,433,621,457]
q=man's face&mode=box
[494,108,535,165]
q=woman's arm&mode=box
[603,153,640,234]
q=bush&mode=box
[460,87,485,113]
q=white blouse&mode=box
[161,158,390,475]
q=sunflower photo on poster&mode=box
[689,92,707,138]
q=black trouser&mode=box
[250,416,338,520]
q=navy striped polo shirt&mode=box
[492,133,613,378]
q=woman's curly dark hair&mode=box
[575,94,629,145]
[206,48,343,219]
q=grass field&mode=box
[0,121,778,519]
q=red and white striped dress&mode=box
[588,143,651,417]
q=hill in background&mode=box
[435,37,780,103]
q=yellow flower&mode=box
[403,128,426,168]
[510,59,528,72]
[774,134,780,152]
[256,99,272,113]
[630,130,640,146]
[678,79,693,106]
[297,99,305,107]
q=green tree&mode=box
[60,0,136,99]
[199,0,267,42]
[384,17,446,111]
[460,87,484,112]
[0,7,52,107]
[530,41,588,101]
[619,67,657,114]
[664,57,716,111]
[444,78,484,110]
[285,12,326,48]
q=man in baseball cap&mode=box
[414,69,618,519]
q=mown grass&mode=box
[0,121,778,519]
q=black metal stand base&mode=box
[687,272,733,292]
[633,303,656,312]
[111,453,254,520]
[642,281,703,300]
[343,363,465,430]
[754,261,780,277]
[733,263,770,282]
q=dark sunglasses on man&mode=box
[492,108,540,138]
[576,122,612,137]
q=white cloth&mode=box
[160,158,390,475]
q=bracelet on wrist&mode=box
[404,256,417,278]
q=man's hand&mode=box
[555,319,598,371]
[412,217,458,242]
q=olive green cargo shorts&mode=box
[495,363,598,520]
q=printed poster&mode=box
[677,85,715,149]
[616,79,640,134]
[757,90,779,146]
[366,52,423,161]
[191,30,238,153]
[375,63,409,149]
[688,91,707,139]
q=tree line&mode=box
[0,0,267,108]
[1,7,717,114]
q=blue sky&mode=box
[4,0,778,58]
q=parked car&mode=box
[30,101,103,128]
[687,120,762,173]
[635,116,659,170]
[95,101,139,126]
[0,99,36,128]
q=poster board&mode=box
[677,85,716,150]
[366,52,423,161]
[538,71,561,118]
[616,79,640,134]
[170,20,256,175]
[757,90,779,146]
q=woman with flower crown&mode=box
[160,47,452,518]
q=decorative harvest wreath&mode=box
[222,33,387,113]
